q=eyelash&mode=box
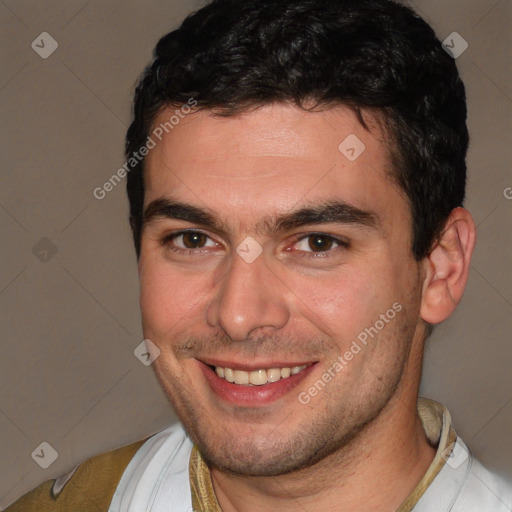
[161,230,218,256]
[291,232,350,259]
[161,230,349,258]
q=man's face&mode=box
[139,104,426,476]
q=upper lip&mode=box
[198,358,316,372]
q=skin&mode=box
[138,103,476,511]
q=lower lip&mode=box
[199,362,317,407]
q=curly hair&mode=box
[126,0,468,260]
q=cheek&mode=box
[139,257,208,333]
[283,263,395,343]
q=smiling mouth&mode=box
[209,364,311,386]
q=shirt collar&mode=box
[189,397,456,512]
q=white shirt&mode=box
[108,399,512,512]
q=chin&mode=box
[198,439,312,476]
[187,419,354,477]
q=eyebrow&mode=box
[143,197,381,235]
[267,200,380,234]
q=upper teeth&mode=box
[215,365,307,386]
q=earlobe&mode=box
[420,207,476,325]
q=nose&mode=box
[206,252,290,341]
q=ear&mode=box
[420,207,476,324]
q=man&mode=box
[7,0,512,510]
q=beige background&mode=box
[0,0,510,507]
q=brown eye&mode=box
[308,235,334,252]
[162,231,218,254]
[182,232,208,248]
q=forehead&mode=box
[143,103,407,233]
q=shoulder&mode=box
[416,436,512,512]
[452,454,512,511]
[4,423,191,512]
[108,422,193,511]
[4,438,147,512]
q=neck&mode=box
[211,385,435,512]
